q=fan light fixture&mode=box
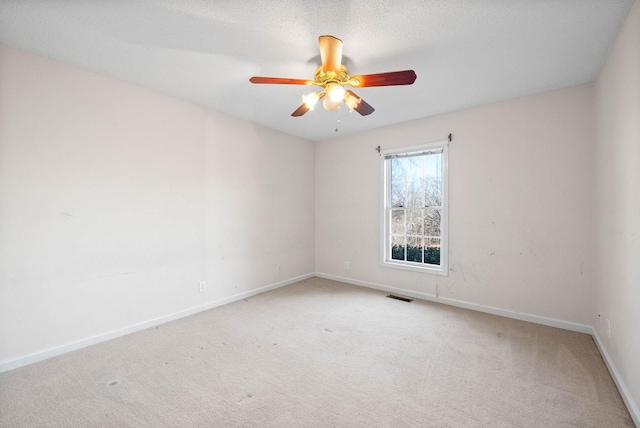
[250,35,417,117]
[302,92,320,110]
[328,84,346,103]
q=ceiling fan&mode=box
[250,35,417,117]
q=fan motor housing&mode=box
[314,64,350,87]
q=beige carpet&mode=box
[0,277,634,427]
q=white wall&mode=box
[594,0,640,419]
[316,84,594,326]
[203,113,315,297]
[0,44,315,366]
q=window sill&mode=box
[381,259,448,276]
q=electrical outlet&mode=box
[607,319,611,338]
[199,281,206,293]
[344,261,350,269]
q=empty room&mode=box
[1,1,638,426]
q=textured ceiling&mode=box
[0,0,633,142]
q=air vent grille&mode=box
[386,294,413,303]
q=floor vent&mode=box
[386,294,413,303]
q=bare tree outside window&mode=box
[388,152,443,266]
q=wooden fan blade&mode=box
[291,92,325,117]
[349,70,417,87]
[318,35,343,75]
[291,103,310,117]
[250,76,313,85]
[345,90,375,116]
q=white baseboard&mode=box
[316,272,592,334]
[316,272,639,426]
[0,273,315,374]
[591,329,640,427]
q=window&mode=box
[381,141,448,275]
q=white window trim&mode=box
[380,140,449,276]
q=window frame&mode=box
[380,140,449,276]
